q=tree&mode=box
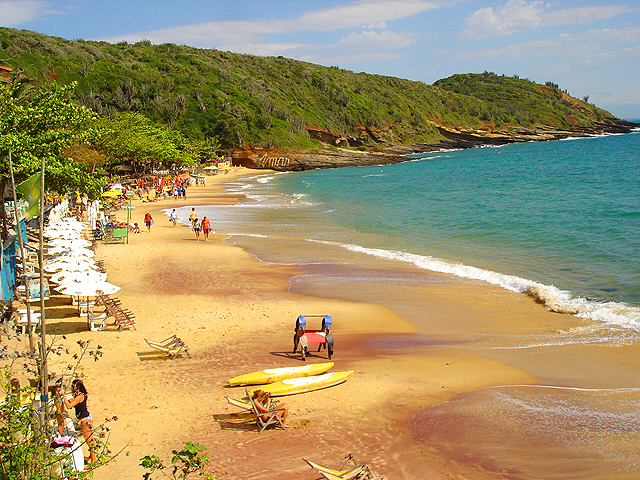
[194,137,220,162]
[0,80,105,195]
[88,113,197,173]
[0,339,116,479]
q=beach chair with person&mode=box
[244,388,288,432]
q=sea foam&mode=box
[311,239,640,331]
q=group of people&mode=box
[142,208,211,241]
[189,207,211,241]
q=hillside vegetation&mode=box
[0,27,624,152]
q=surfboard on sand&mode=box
[227,362,334,386]
[249,370,354,397]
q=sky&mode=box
[1,0,639,119]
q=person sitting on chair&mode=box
[251,389,289,426]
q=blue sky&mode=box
[2,0,639,119]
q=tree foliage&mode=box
[0,27,622,152]
[88,112,197,171]
[0,79,105,195]
[140,442,214,480]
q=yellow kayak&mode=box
[249,370,354,397]
[227,362,334,386]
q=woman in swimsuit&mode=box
[64,379,97,464]
[251,389,289,426]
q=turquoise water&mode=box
[170,132,640,478]
[175,131,640,331]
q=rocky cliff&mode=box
[234,119,638,171]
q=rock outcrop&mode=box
[234,119,638,172]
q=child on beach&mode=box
[170,209,177,227]
[193,217,201,241]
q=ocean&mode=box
[169,131,640,479]
[181,131,640,331]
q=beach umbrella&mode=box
[44,260,97,273]
[47,247,94,257]
[49,270,107,284]
[49,247,95,258]
[54,280,120,297]
[43,230,81,239]
[45,255,95,265]
[55,218,85,228]
[48,238,92,248]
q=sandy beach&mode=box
[21,168,639,480]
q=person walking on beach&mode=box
[170,209,177,227]
[63,379,97,464]
[193,217,201,241]
[189,207,196,223]
[144,211,153,232]
[201,216,210,242]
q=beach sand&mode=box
[25,169,640,479]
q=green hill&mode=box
[0,27,632,155]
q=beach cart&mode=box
[293,315,334,361]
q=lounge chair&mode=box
[145,335,180,349]
[303,454,384,480]
[144,337,190,359]
[244,388,287,433]
[97,296,136,330]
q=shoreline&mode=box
[32,168,640,479]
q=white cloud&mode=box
[461,0,636,40]
[0,0,49,25]
[462,0,546,40]
[292,0,439,32]
[233,30,416,65]
[543,5,635,27]
[99,0,439,49]
[460,26,640,60]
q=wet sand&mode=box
[31,169,640,479]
